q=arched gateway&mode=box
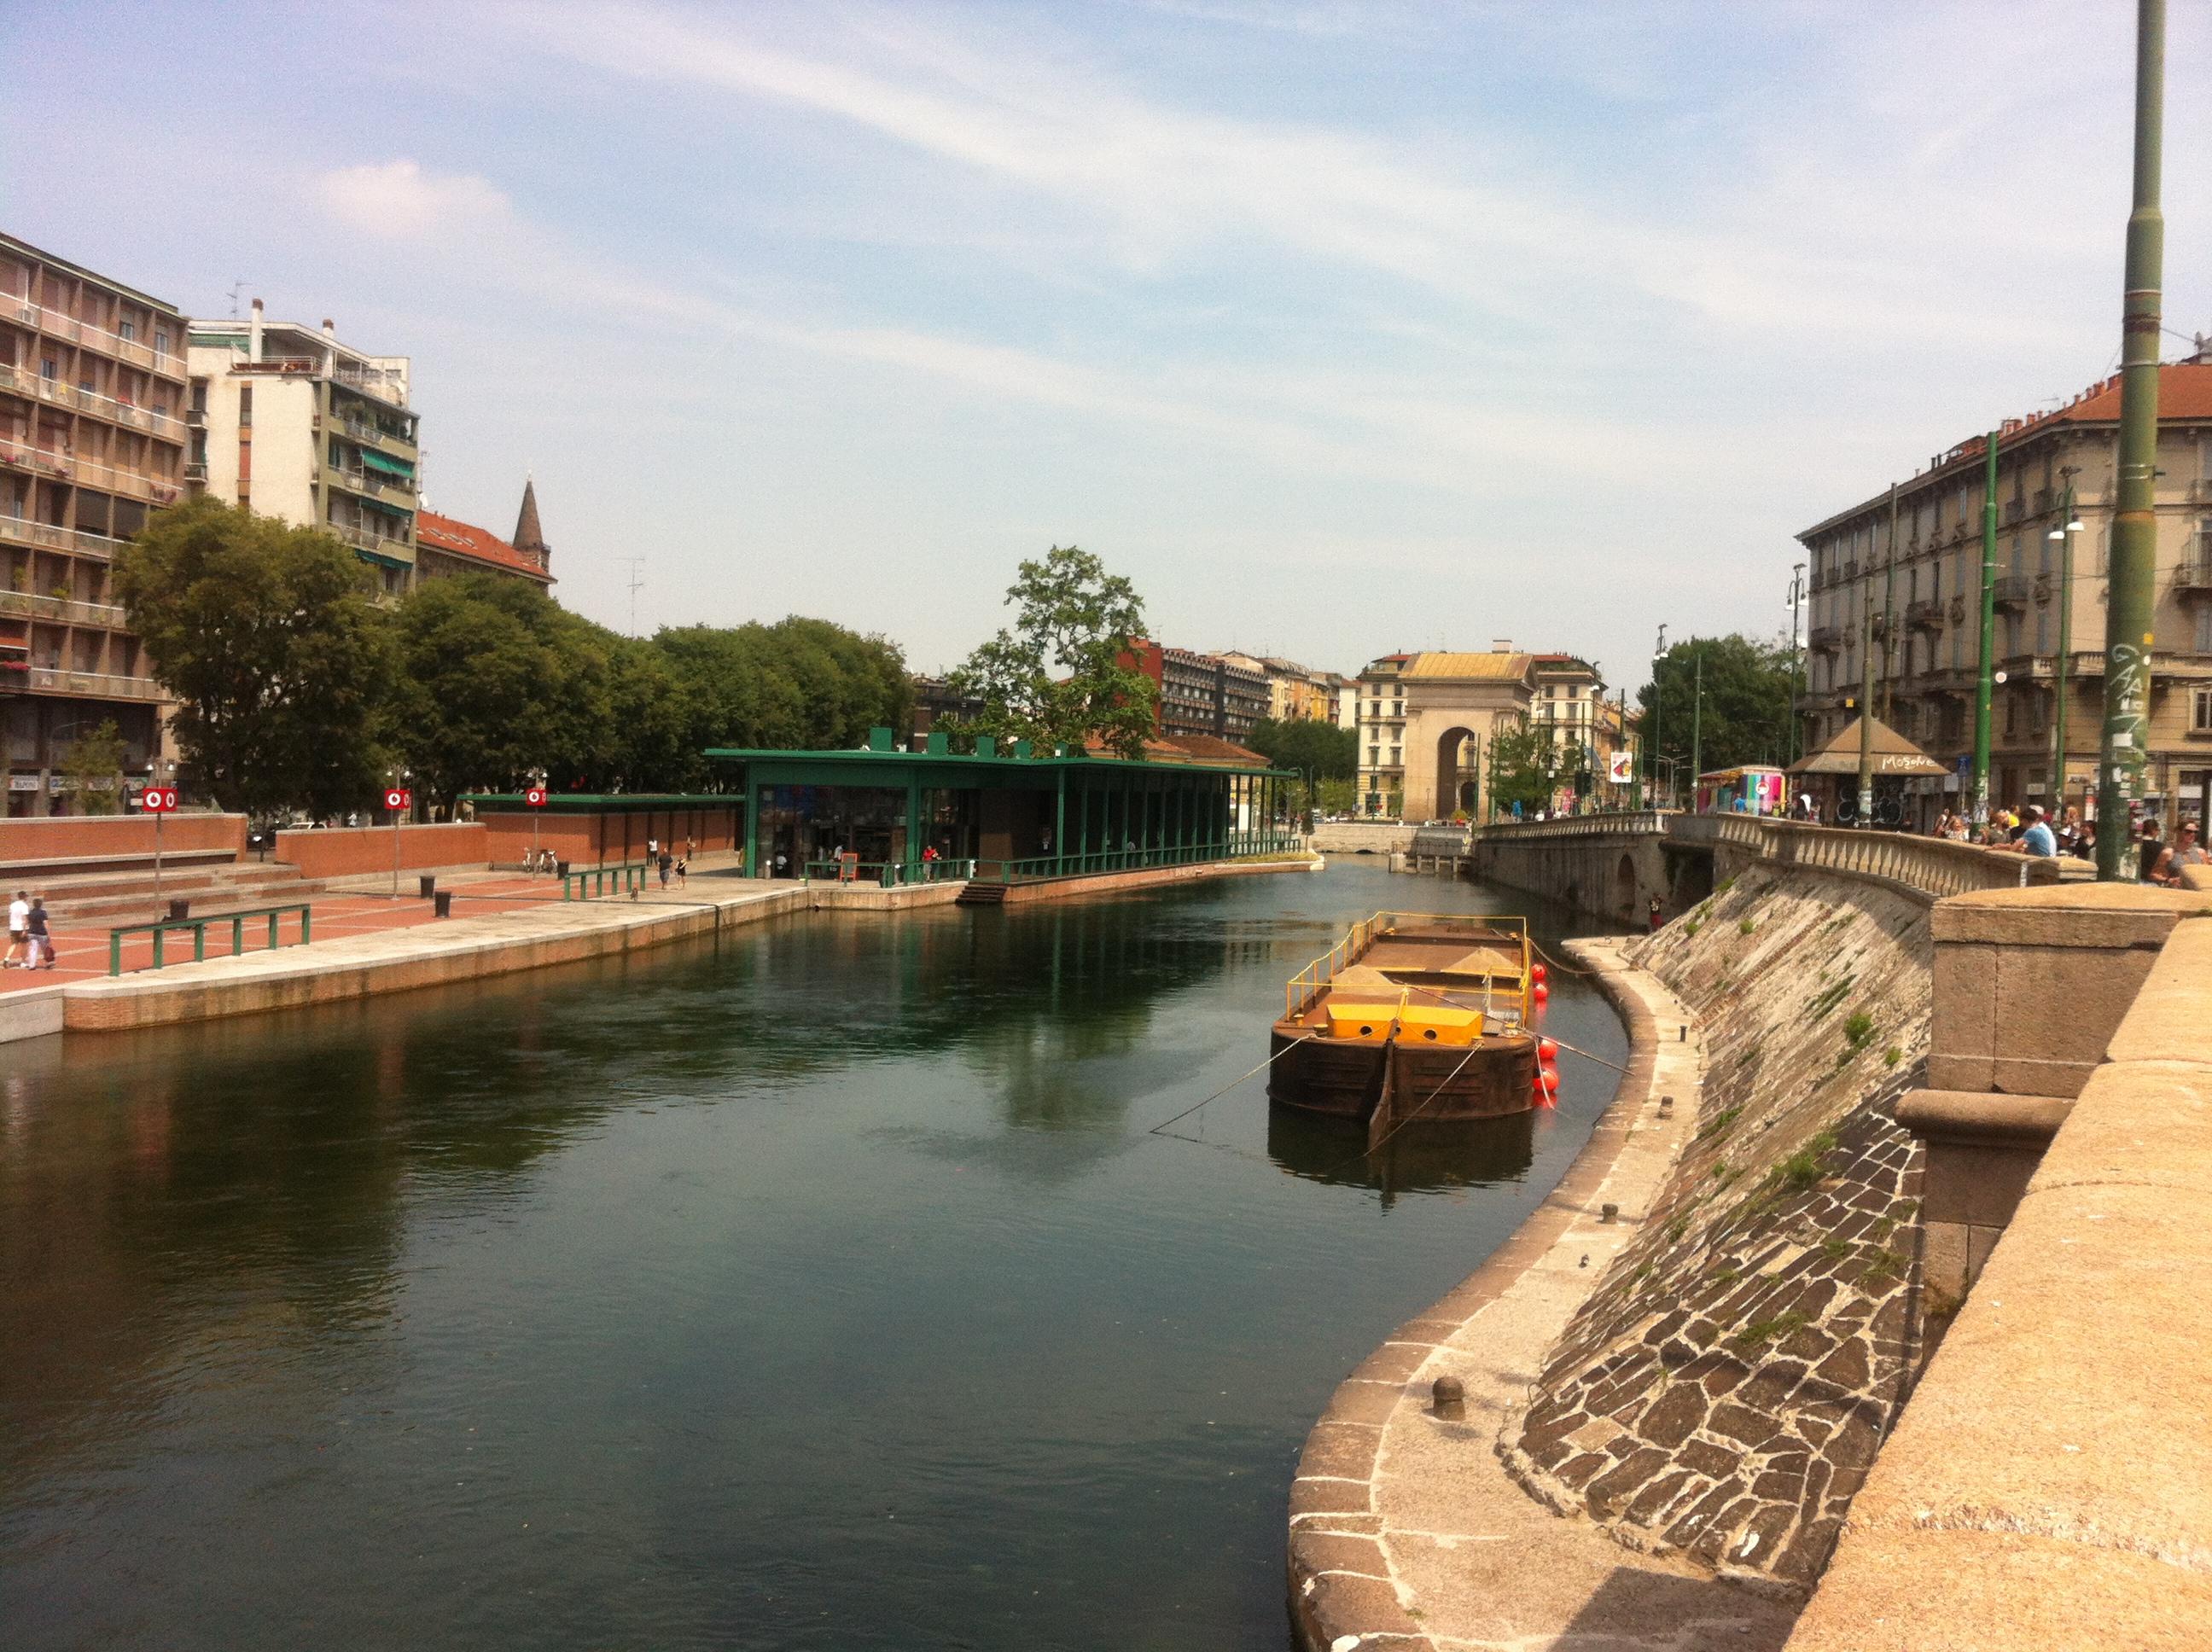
[1435,727,1477,820]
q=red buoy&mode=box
[1537,1038,1560,1064]
[1533,1067,1559,1107]
[1532,981,1550,1004]
[1531,963,1548,984]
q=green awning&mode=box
[358,448,416,479]
[353,548,410,571]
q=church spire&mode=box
[512,477,550,570]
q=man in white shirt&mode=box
[4,890,27,969]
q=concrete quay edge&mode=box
[1287,937,1801,1652]
[56,884,808,1035]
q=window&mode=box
[2036,611,2050,654]
[40,358,55,381]
[117,320,135,342]
[154,329,170,357]
[2197,604,2212,655]
[239,386,253,427]
[2196,689,2212,731]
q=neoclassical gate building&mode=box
[1355,651,1541,819]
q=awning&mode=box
[1787,714,1948,777]
[352,547,411,571]
[358,448,416,479]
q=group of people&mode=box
[644,837,694,888]
[1930,804,2087,857]
[3,890,55,970]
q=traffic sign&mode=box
[524,787,548,808]
[385,788,412,811]
[140,786,178,813]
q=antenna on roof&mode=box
[624,556,646,637]
[227,281,247,317]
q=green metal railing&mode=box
[980,832,1305,882]
[562,861,654,899]
[109,903,311,976]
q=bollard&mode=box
[1679,1024,1687,1042]
[1430,1375,1464,1416]
[418,875,437,899]
[1659,1095,1674,1116]
[1600,1202,1619,1224]
[434,891,453,918]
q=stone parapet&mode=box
[1785,901,2212,1650]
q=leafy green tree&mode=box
[946,545,1157,759]
[651,618,909,765]
[1485,721,1569,819]
[115,497,395,816]
[1246,718,1356,780]
[61,718,128,815]
[1635,632,1796,785]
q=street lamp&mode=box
[2048,475,2083,817]
[1786,562,1806,767]
[145,756,175,908]
[1650,624,1668,809]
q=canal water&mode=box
[0,860,1627,1651]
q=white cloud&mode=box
[314,159,514,238]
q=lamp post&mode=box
[2097,0,2164,881]
[146,757,174,908]
[1650,624,1668,808]
[2048,476,2081,817]
[1689,647,1704,811]
[387,763,410,896]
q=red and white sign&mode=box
[384,788,412,811]
[1607,752,1637,785]
[140,786,179,813]
[524,787,548,808]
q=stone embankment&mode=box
[1290,861,1944,1649]
[1505,864,1934,1586]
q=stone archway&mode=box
[1435,726,1476,819]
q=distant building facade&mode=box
[415,482,554,587]
[0,231,184,815]
[1796,354,2212,829]
[1121,640,1269,742]
[188,301,421,596]
[1356,650,1538,819]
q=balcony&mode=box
[0,588,130,628]
[1906,599,1946,632]
[25,666,164,701]
[1808,624,1842,653]
[2177,549,2212,598]
[329,522,415,560]
[328,465,416,505]
[1991,574,2033,612]
[338,413,417,455]
[0,516,131,559]
[331,365,410,410]
[15,300,184,381]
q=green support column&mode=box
[1055,768,1067,876]
[743,780,760,879]
[905,773,923,870]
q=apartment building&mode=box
[188,301,421,596]
[0,232,185,815]
[1355,649,1538,819]
[1796,353,2212,829]
[1121,640,1270,742]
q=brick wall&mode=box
[0,812,247,865]
[477,805,742,868]
[274,822,488,879]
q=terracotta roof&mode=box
[1157,733,1270,766]
[416,510,554,583]
[1400,651,1534,682]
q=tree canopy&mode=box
[116,500,911,814]
[1245,717,1356,781]
[114,497,396,817]
[945,545,1158,759]
[1635,632,1796,786]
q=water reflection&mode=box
[1266,1107,1538,1203]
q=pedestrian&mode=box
[25,896,53,970]
[675,858,687,887]
[2138,817,2165,883]
[646,835,659,870]
[3,888,27,969]
[2016,806,2057,858]
[685,835,696,864]
[1647,894,1663,933]
[657,848,673,887]
[2149,820,2207,887]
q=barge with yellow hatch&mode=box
[1268,911,1546,1139]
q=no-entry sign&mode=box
[385,788,412,811]
[524,787,548,807]
[140,786,178,812]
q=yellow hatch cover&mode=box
[1326,1002,1485,1044]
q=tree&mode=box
[946,545,1157,759]
[651,618,910,770]
[61,718,128,815]
[1635,633,1797,788]
[1246,718,1356,780]
[1486,721,1569,819]
[115,498,396,817]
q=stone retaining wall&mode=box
[1501,864,1936,1588]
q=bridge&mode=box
[1395,810,2058,919]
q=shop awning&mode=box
[358,448,415,478]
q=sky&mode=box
[6,0,2209,689]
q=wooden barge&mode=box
[1268,911,1543,1145]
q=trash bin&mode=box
[434,890,453,918]
[166,898,190,922]
[418,875,437,899]
[555,859,570,879]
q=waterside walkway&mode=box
[1288,937,1802,1652]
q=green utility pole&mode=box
[1857,489,1891,825]
[1690,649,1704,806]
[1650,625,1668,807]
[2098,0,2165,881]
[1971,431,2000,826]
[2051,474,2079,813]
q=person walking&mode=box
[25,896,54,970]
[1647,893,1663,933]
[657,848,673,887]
[4,889,28,969]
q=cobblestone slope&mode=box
[1503,864,1934,1591]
